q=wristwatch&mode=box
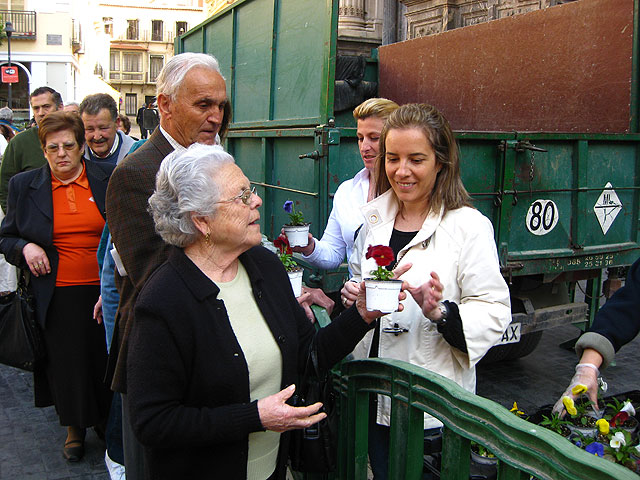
[434,301,449,327]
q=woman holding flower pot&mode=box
[346,103,511,479]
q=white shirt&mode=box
[159,126,221,151]
[0,135,7,157]
[303,168,370,270]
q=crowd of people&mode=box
[0,51,636,480]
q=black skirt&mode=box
[34,285,112,427]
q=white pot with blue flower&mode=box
[282,200,310,247]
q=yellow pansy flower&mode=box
[596,418,609,435]
[563,396,577,416]
[510,401,525,417]
[571,384,588,395]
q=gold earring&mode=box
[205,231,211,246]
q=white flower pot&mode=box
[288,268,303,298]
[364,279,402,313]
[283,224,310,247]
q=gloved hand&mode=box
[551,363,600,416]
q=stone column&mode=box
[339,0,366,28]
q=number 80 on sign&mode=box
[526,199,558,236]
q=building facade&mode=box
[0,0,121,123]
[96,0,206,119]
[398,0,576,38]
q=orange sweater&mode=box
[51,165,104,286]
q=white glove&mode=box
[551,363,600,416]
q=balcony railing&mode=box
[109,71,159,84]
[0,10,36,39]
[114,29,176,44]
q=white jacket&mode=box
[349,190,511,428]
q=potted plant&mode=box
[605,398,639,436]
[274,234,303,297]
[282,200,310,247]
[604,430,640,473]
[363,245,402,313]
[561,387,601,438]
[539,412,572,438]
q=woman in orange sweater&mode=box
[0,111,114,462]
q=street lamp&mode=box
[5,21,14,109]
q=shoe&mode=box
[63,438,85,462]
[105,450,126,480]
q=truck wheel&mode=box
[479,331,543,364]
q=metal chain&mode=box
[530,150,536,181]
[528,150,536,193]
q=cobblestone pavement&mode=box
[2,321,638,479]
[0,365,109,480]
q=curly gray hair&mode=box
[149,143,235,247]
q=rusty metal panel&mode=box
[379,0,634,133]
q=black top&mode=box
[127,245,373,479]
[587,257,640,351]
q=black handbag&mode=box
[289,338,338,473]
[0,272,45,371]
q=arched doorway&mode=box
[0,62,32,124]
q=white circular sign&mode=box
[526,199,558,235]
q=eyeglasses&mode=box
[218,186,256,206]
[44,142,77,154]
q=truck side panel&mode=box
[379,0,634,133]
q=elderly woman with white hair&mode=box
[126,143,407,480]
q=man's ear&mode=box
[115,116,122,129]
[157,94,171,118]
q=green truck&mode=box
[176,0,640,360]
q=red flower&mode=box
[366,245,394,267]
[274,234,292,255]
[611,411,629,427]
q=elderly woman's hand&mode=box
[297,287,335,323]
[406,271,444,321]
[258,384,326,433]
[22,242,51,277]
[93,295,103,325]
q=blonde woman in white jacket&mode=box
[343,103,511,480]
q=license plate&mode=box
[498,323,521,345]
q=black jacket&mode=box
[0,161,114,328]
[127,246,372,479]
[588,258,640,350]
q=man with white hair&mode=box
[105,52,230,480]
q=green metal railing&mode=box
[329,357,637,480]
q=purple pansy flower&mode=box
[585,442,604,457]
[283,200,293,213]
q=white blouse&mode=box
[303,168,370,271]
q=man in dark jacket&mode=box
[106,52,229,480]
[135,105,146,139]
[141,102,159,136]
